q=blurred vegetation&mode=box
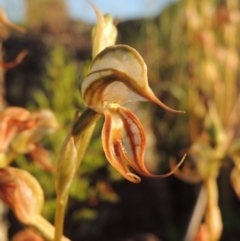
[2,0,240,240]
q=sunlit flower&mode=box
[0,167,70,241]
[81,44,184,183]
[0,107,58,170]
[0,107,37,152]
[0,167,44,224]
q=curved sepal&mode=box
[82,45,184,114]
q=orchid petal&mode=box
[102,106,185,183]
[0,107,36,152]
[10,109,58,154]
[29,145,55,172]
[82,45,183,114]
[102,110,141,183]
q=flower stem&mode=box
[32,215,69,241]
[54,196,68,241]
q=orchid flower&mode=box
[0,167,44,225]
[81,44,185,183]
[0,107,58,170]
[0,107,37,152]
[0,167,70,241]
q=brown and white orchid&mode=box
[81,44,184,183]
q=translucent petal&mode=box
[118,107,185,178]
[82,45,183,114]
[82,70,146,113]
[0,107,34,152]
[102,112,141,183]
[101,106,185,183]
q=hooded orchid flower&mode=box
[81,44,185,183]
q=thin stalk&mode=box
[33,215,69,241]
[54,196,68,241]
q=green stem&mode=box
[32,215,69,241]
[54,195,68,241]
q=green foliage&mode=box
[72,208,98,222]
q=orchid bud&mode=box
[0,167,69,241]
[56,131,77,199]
[90,2,117,58]
[0,167,44,224]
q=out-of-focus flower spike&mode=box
[0,7,25,33]
[89,2,117,58]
